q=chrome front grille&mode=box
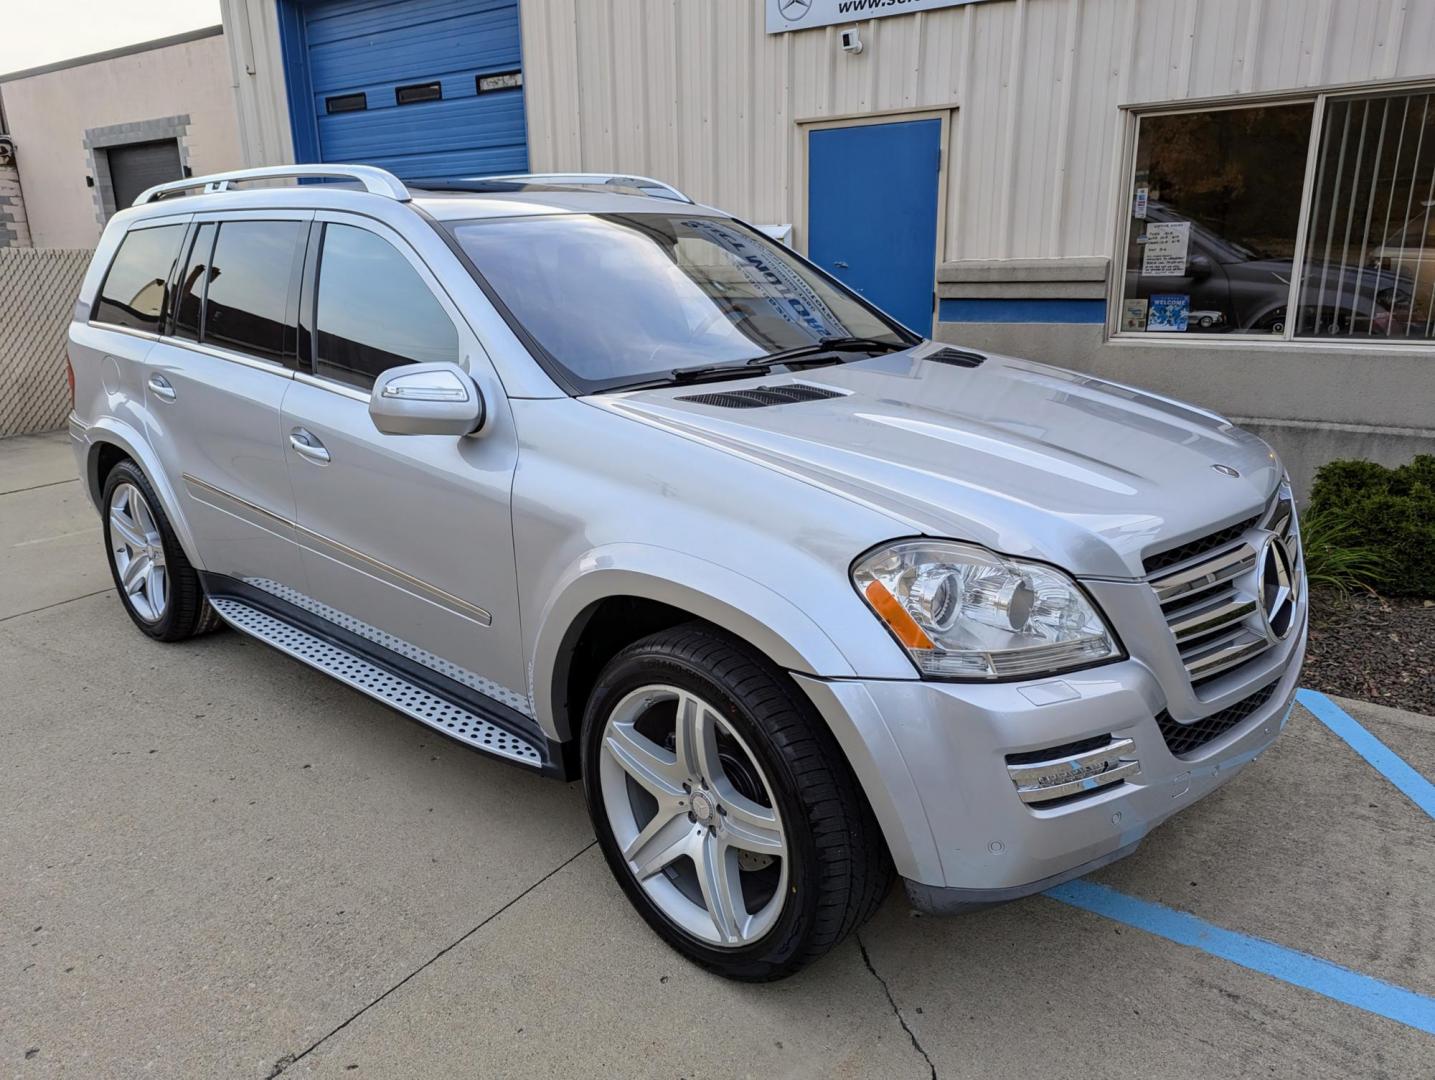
[1146,487,1301,687]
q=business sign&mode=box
[767,0,988,34]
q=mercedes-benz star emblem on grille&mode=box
[779,0,813,20]
[1258,535,1297,640]
[1211,464,1241,478]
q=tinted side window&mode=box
[172,222,215,341]
[93,224,185,332]
[314,224,458,389]
[202,220,304,363]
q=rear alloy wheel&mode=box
[582,624,892,980]
[101,459,221,642]
[108,482,169,623]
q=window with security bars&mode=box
[1299,91,1435,341]
[1119,86,1435,343]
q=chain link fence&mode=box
[0,248,90,437]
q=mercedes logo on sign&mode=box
[779,0,813,20]
[1258,535,1297,641]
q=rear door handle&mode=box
[147,373,177,401]
[289,428,331,465]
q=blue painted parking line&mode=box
[1295,688,1435,820]
[1047,880,1435,1036]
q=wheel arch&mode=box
[531,549,863,747]
[83,420,204,569]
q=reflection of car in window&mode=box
[1126,201,1425,337]
[1372,203,1435,335]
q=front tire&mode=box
[581,624,892,980]
[101,460,218,642]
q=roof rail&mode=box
[481,172,693,203]
[133,164,411,207]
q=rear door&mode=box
[141,211,311,590]
[279,213,529,713]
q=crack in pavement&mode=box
[265,841,597,1078]
[858,933,937,1080]
[1,476,81,497]
[0,589,112,624]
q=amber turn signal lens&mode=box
[863,580,935,651]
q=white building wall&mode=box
[0,31,244,249]
[518,0,1435,261]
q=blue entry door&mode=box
[808,119,942,334]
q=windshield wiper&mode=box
[755,336,909,367]
[668,360,773,383]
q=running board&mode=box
[208,597,544,769]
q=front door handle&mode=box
[289,428,331,465]
[147,373,177,401]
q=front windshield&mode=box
[447,212,910,391]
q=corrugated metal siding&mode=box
[519,0,1435,260]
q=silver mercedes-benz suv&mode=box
[68,165,1306,980]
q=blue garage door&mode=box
[279,0,528,180]
[808,119,942,334]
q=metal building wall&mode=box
[519,0,1435,261]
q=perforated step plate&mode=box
[209,598,543,768]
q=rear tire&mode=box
[101,460,218,642]
[580,623,892,981]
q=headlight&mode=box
[852,540,1122,680]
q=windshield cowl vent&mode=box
[676,384,845,409]
[924,347,986,368]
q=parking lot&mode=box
[3,428,1433,1078]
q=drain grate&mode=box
[209,598,542,766]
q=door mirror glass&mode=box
[369,362,485,436]
[1186,254,1214,280]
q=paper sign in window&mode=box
[1141,221,1191,276]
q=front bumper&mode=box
[794,606,1305,910]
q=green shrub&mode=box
[1306,454,1435,598]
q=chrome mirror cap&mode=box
[369,362,485,436]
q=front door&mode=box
[807,117,943,335]
[281,214,530,715]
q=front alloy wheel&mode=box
[582,623,892,980]
[599,685,789,946]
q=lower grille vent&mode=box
[677,384,843,408]
[1157,681,1278,757]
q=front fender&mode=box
[82,416,205,570]
[530,543,878,742]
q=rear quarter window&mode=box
[92,224,186,332]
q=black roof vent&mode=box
[677,384,844,409]
[924,347,985,368]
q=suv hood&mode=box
[601,347,1280,579]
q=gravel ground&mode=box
[1303,589,1435,716]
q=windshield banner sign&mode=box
[767,0,991,34]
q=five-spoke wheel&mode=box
[108,482,169,622]
[583,624,892,980]
[599,685,789,946]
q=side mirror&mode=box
[1187,254,1214,280]
[369,362,485,436]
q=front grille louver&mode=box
[677,384,844,409]
[1146,488,1301,688]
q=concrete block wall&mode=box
[0,161,32,248]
